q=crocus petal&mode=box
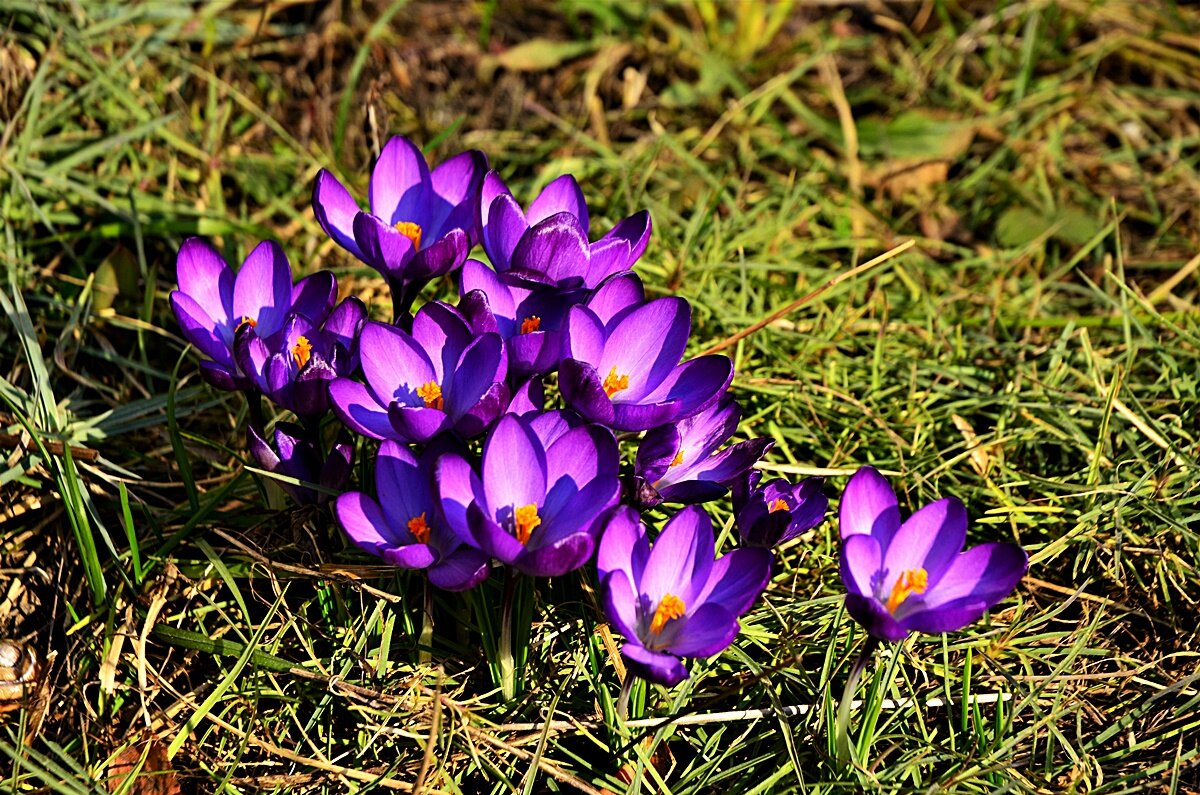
[563,305,606,365]
[599,298,690,400]
[879,497,968,594]
[528,174,588,229]
[899,543,1028,629]
[429,547,491,592]
[198,361,244,391]
[382,544,438,570]
[358,321,435,405]
[233,329,271,391]
[435,453,483,542]
[658,603,738,658]
[353,211,416,281]
[369,135,430,226]
[329,378,398,440]
[312,169,364,259]
[634,424,681,485]
[479,171,512,232]
[691,547,772,616]
[336,492,405,554]
[596,505,648,585]
[452,380,510,439]
[840,534,882,598]
[844,593,909,643]
[610,399,681,433]
[621,644,688,687]
[429,149,486,240]
[508,377,545,415]
[170,292,234,366]
[840,466,901,545]
[515,532,595,578]
[544,425,618,503]
[443,333,505,419]
[290,271,338,325]
[387,404,452,444]
[232,240,292,338]
[175,238,233,330]
[468,504,527,565]
[460,259,516,320]
[558,359,616,426]
[323,297,367,352]
[411,229,469,281]
[637,355,735,421]
[601,569,642,645]
[656,438,774,504]
[375,440,431,536]
[586,270,645,331]
[601,210,651,266]
[481,414,547,512]
[640,506,714,605]
[510,212,590,287]
[482,193,528,272]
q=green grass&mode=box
[2,0,1199,792]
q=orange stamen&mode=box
[769,498,789,513]
[602,366,629,398]
[407,512,431,544]
[514,504,541,545]
[669,450,685,468]
[394,221,423,250]
[291,335,312,369]
[885,568,928,614]
[236,316,258,333]
[649,594,686,635]
[416,381,443,410]
[520,316,541,334]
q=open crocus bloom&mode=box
[170,238,336,390]
[247,423,352,506]
[329,302,508,443]
[733,470,828,548]
[312,135,486,309]
[435,412,620,577]
[335,441,490,591]
[458,259,581,377]
[502,210,651,290]
[635,395,774,506]
[235,297,365,419]
[479,172,590,273]
[597,505,772,687]
[839,467,1027,642]
[559,298,733,431]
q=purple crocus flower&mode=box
[558,298,733,431]
[247,423,352,506]
[839,467,1027,642]
[334,441,490,591]
[170,238,336,390]
[435,412,620,577]
[478,172,589,273]
[634,395,774,506]
[733,470,828,548]
[312,135,487,309]
[235,297,366,419]
[328,302,509,443]
[597,505,772,686]
[458,259,581,377]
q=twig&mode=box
[699,240,914,356]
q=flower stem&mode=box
[418,576,433,666]
[616,673,636,722]
[834,635,879,766]
[498,566,518,701]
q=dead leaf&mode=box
[107,737,180,795]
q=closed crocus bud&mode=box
[247,423,352,506]
[838,467,1028,643]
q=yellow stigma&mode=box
[520,315,541,334]
[236,316,258,333]
[885,568,928,615]
[649,594,686,635]
[769,498,789,513]
[291,335,312,369]
[602,366,630,398]
[669,450,685,468]
[514,504,541,545]
[407,512,431,544]
[394,220,423,250]
[416,381,443,410]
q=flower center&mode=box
[769,498,789,513]
[236,316,258,333]
[407,512,431,544]
[520,315,541,334]
[513,503,541,545]
[292,335,312,369]
[669,450,685,468]
[394,220,423,250]
[416,380,443,410]
[885,568,928,615]
[602,366,630,398]
[649,594,686,635]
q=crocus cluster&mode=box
[170,133,1026,700]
